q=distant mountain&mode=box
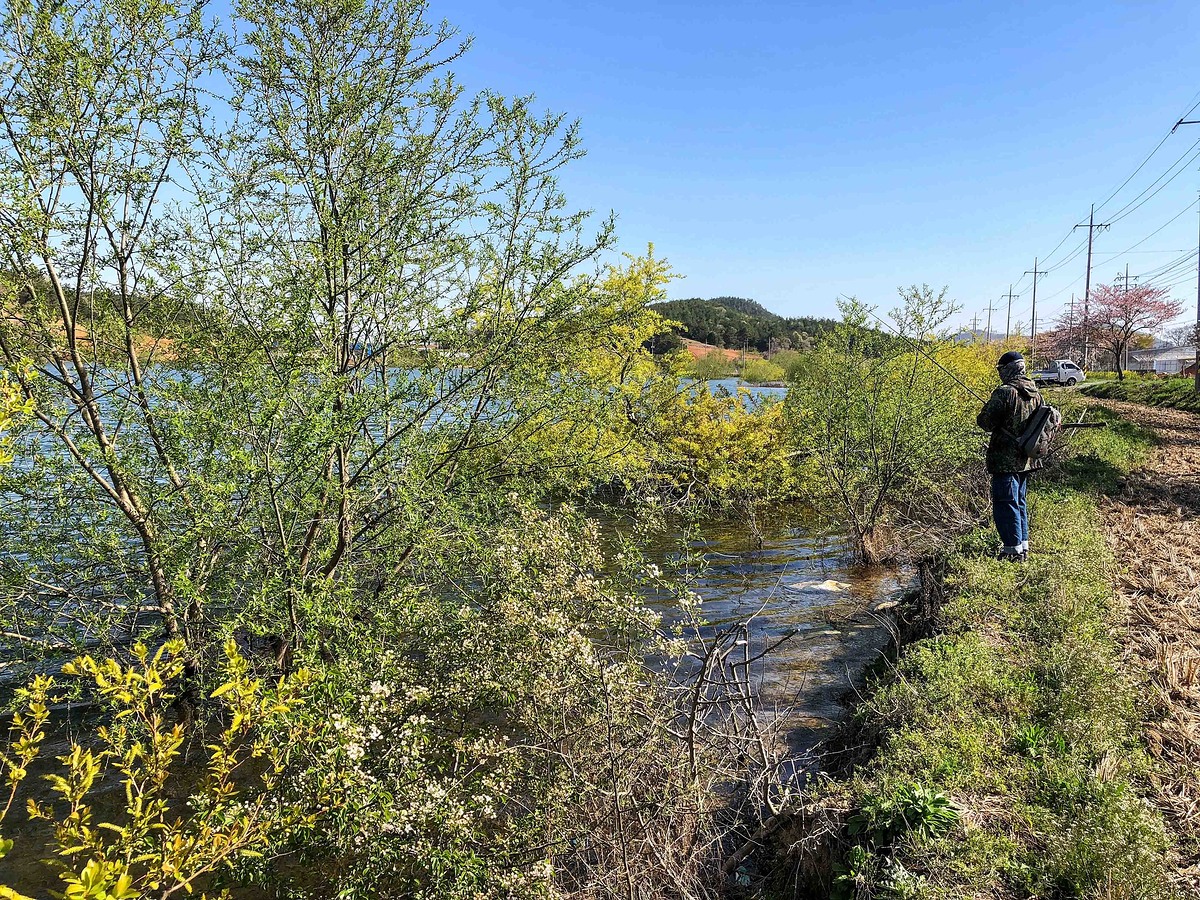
[704,296,781,320]
[652,296,839,352]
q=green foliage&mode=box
[784,286,993,563]
[266,502,709,897]
[0,366,33,469]
[1,641,313,899]
[849,785,959,845]
[0,0,794,894]
[767,348,807,380]
[739,357,785,384]
[0,0,683,671]
[690,348,735,380]
[642,387,798,504]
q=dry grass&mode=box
[1093,398,1200,892]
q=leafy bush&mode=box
[739,358,785,384]
[3,502,787,898]
[784,287,993,562]
[1,641,314,900]
[849,785,960,845]
[691,348,735,380]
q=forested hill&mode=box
[653,296,839,352]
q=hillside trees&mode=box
[653,296,838,351]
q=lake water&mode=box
[703,378,788,402]
[622,505,902,757]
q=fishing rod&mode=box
[859,305,989,404]
[859,305,1106,431]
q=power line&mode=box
[1103,196,1198,258]
[1093,130,1176,216]
[1000,95,1200,324]
[1107,138,1200,225]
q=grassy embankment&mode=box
[790,404,1178,898]
[1081,377,1200,413]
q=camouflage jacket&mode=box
[976,376,1043,474]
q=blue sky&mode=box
[437,0,1200,332]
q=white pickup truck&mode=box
[1032,359,1086,386]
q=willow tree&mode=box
[0,0,225,662]
[0,0,668,669]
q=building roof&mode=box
[1129,344,1196,362]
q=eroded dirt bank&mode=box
[1092,398,1200,890]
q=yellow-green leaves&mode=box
[62,860,136,900]
[5,641,316,898]
[0,366,33,470]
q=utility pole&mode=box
[1068,293,1076,360]
[1025,258,1045,360]
[1173,119,1200,389]
[985,298,995,342]
[971,312,978,340]
[1115,264,1138,292]
[1074,204,1110,369]
[1002,284,1018,340]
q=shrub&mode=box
[766,348,805,379]
[0,641,314,899]
[691,348,735,380]
[739,358,785,384]
[784,287,993,562]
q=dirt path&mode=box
[1090,399,1200,889]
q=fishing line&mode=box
[858,305,1106,437]
[858,306,990,404]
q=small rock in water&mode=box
[790,578,852,593]
[873,600,900,611]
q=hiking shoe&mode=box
[997,551,1027,563]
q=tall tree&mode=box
[1084,284,1181,380]
[0,0,223,654]
[0,0,666,670]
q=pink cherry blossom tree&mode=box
[1083,283,1182,380]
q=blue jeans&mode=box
[991,472,1030,552]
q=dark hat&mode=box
[997,350,1024,368]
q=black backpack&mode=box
[1016,403,1063,460]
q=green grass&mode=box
[1080,377,1200,413]
[792,406,1177,899]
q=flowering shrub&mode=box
[277,502,703,896]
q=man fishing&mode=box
[976,350,1043,562]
